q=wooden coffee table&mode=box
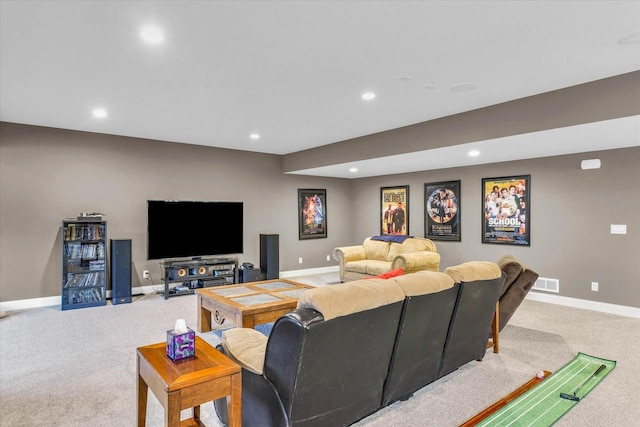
[136,336,241,427]
[195,279,313,332]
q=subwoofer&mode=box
[110,239,132,304]
[260,234,279,280]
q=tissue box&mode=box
[166,327,196,361]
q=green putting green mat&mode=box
[476,352,616,426]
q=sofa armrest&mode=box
[333,245,366,280]
[222,327,268,374]
[498,268,539,331]
[333,245,366,262]
[214,344,289,427]
[391,251,441,273]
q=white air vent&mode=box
[532,277,559,293]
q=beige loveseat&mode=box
[333,236,440,282]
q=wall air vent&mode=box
[532,277,559,293]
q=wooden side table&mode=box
[137,336,241,427]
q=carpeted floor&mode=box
[1,273,638,426]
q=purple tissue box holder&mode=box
[166,327,196,361]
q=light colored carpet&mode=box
[1,273,638,426]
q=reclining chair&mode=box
[495,255,539,331]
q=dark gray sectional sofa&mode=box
[214,261,506,427]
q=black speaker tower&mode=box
[260,234,279,280]
[110,239,132,304]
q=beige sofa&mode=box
[333,236,440,282]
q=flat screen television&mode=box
[147,200,243,260]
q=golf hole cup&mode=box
[166,319,195,361]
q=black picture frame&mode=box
[482,175,530,246]
[380,185,409,235]
[425,180,461,241]
[298,189,327,240]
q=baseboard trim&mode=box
[4,266,636,319]
[0,295,61,311]
[526,291,640,319]
[280,265,339,278]
[0,285,159,311]
[0,268,341,312]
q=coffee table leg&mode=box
[228,372,242,427]
[137,356,148,427]
[197,295,212,332]
[241,315,255,329]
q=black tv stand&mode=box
[160,257,238,299]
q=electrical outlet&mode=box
[298,257,303,264]
[143,270,149,279]
[326,255,331,261]
[591,282,599,292]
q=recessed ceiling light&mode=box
[423,85,437,90]
[451,83,478,92]
[140,25,165,45]
[468,150,480,157]
[250,133,260,140]
[92,108,108,118]
[361,92,376,101]
[618,30,640,45]
[349,167,358,173]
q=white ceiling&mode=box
[1,1,639,178]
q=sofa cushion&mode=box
[365,260,396,276]
[297,279,405,320]
[344,260,370,274]
[444,261,502,283]
[496,254,524,295]
[363,237,390,261]
[392,270,455,296]
[222,327,268,375]
[365,267,404,280]
[346,259,394,276]
[387,237,435,261]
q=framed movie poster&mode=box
[380,185,409,235]
[425,180,461,241]
[298,189,327,239]
[482,175,530,246]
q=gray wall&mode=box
[1,122,638,309]
[0,123,351,302]
[350,147,639,307]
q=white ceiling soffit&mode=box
[1,1,639,178]
[287,116,640,178]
